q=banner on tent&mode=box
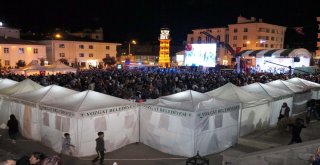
[39,105,136,117]
[141,105,192,117]
[197,105,240,118]
[80,105,136,117]
[39,105,74,117]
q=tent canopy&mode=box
[0,78,18,90]
[241,82,292,99]
[45,61,77,73]
[206,83,271,108]
[20,61,46,71]
[266,80,305,93]
[11,85,79,104]
[286,78,320,90]
[0,79,43,96]
[41,90,137,117]
[145,90,237,112]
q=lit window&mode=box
[243,35,247,40]
[19,48,24,54]
[33,48,38,54]
[59,44,65,48]
[4,48,9,53]
[79,53,84,57]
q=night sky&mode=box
[1,0,320,48]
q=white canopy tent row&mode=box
[286,78,320,99]
[206,83,272,137]
[9,85,79,141]
[266,80,310,115]
[0,78,18,90]
[141,90,240,157]
[38,90,139,156]
[241,83,293,126]
[0,79,43,127]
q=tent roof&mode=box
[41,90,136,113]
[20,61,46,71]
[46,61,77,70]
[0,79,43,96]
[266,80,305,93]
[206,83,271,108]
[12,85,79,104]
[0,78,18,90]
[241,82,292,99]
[144,90,236,112]
[286,78,320,90]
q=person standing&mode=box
[278,102,290,121]
[288,118,306,145]
[92,132,106,165]
[7,114,19,144]
[61,133,75,156]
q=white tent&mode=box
[206,83,272,136]
[141,90,240,157]
[0,79,43,126]
[39,90,139,156]
[10,61,46,76]
[241,83,293,126]
[45,61,77,75]
[0,78,18,90]
[286,78,320,99]
[266,80,310,114]
[9,85,79,141]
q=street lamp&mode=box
[128,40,137,55]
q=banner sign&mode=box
[141,105,192,117]
[39,105,74,117]
[197,105,240,118]
[80,105,136,117]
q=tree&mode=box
[16,60,26,68]
[103,55,116,66]
[59,58,70,65]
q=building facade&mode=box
[187,16,286,66]
[0,26,20,39]
[41,39,120,68]
[317,17,320,57]
[0,37,46,68]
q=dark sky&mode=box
[1,0,320,47]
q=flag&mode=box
[293,27,304,35]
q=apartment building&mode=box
[0,23,20,39]
[0,36,46,68]
[317,17,320,57]
[40,37,120,68]
[187,16,286,65]
[228,16,286,51]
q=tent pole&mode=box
[138,106,141,143]
[237,104,243,141]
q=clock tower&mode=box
[158,28,170,68]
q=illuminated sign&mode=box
[160,29,170,39]
[184,44,217,67]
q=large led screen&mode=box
[184,44,217,67]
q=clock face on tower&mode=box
[160,30,170,39]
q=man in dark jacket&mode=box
[288,118,306,145]
[92,132,106,165]
[7,114,19,144]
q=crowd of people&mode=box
[1,67,320,101]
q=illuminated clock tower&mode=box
[158,28,170,68]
